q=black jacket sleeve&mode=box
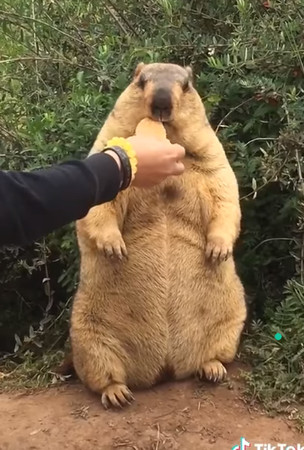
[0,153,121,248]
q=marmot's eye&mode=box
[137,75,146,89]
[182,79,190,92]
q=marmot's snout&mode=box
[151,87,172,122]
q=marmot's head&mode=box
[132,62,194,123]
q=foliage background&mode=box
[0,0,303,417]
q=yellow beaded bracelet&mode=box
[106,137,138,182]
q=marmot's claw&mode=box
[104,243,127,260]
[101,383,134,409]
[198,360,227,383]
[96,233,128,260]
[205,236,232,263]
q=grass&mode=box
[0,350,68,392]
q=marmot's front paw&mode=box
[205,235,232,262]
[96,230,128,260]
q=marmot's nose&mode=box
[151,88,172,120]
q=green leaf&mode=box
[76,71,84,84]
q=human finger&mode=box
[171,161,185,176]
[172,143,186,159]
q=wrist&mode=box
[103,150,124,189]
[102,137,138,191]
[104,150,122,171]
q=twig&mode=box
[0,153,37,159]
[4,16,54,57]
[295,146,304,283]
[215,97,255,133]
[295,148,304,195]
[155,423,161,450]
[0,10,86,47]
[251,238,295,253]
[0,86,11,94]
[44,297,72,332]
[0,56,99,72]
[0,123,20,142]
[104,4,128,35]
[284,21,304,75]
[113,443,138,449]
[301,234,304,284]
[244,137,278,147]
[240,151,290,201]
[31,0,40,100]
[154,409,176,419]
[106,0,140,37]
[41,238,53,314]
[1,25,39,56]
[44,4,96,57]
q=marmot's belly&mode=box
[121,188,206,300]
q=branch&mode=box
[31,0,40,99]
[215,97,255,133]
[0,56,99,72]
[0,123,20,142]
[0,10,87,48]
[106,0,140,37]
[104,4,128,36]
[244,137,278,147]
[251,238,296,253]
[295,146,304,283]
[240,151,290,201]
[295,147,304,195]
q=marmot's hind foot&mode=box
[198,360,227,383]
[101,383,134,409]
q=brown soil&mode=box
[0,364,302,450]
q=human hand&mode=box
[126,135,185,188]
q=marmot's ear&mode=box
[185,65,193,83]
[133,62,145,79]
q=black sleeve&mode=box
[0,153,121,248]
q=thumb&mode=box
[171,161,185,176]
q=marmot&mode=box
[70,62,247,409]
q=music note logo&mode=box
[232,437,251,449]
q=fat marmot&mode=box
[70,62,247,408]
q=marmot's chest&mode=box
[126,170,210,232]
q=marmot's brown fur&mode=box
[70,62,247,409]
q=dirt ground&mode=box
[0,364,302,450]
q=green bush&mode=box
[0,0,303,416]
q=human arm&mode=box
[0,152,121,248]
[0,136,185,248]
